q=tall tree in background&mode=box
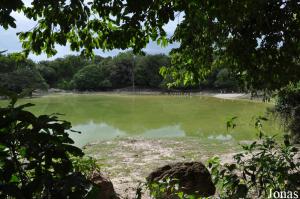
[0,53,48,93]
[73,64,112,90]
[135,54,170,88]
[109,52,134,88]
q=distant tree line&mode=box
[0,52,242,92]
[0,53,48,93]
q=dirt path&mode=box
[84,138,239,198]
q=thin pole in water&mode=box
[132,55,135,92]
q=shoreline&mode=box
[34,88,253,100]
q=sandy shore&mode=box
[213,93,248,99]
[36,89,250,100]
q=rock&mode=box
[89,171,119,199]
[147,162,216,197]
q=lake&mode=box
[9,93,281,147]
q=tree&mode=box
[35,52,172,91]
[135,54,170,88]
[0,54,18,73]
[0,0,24,29]
[2,0,299,92]
[109,52,134,88]
[36,55,93,88]
[73,64,112,91]
[3,0,174,57]
[214,68,240,91]
[42,55,90,81]
[163,1,300,92]
[37,63,58,87]
[0,68,48,93]
[0,54,48,93]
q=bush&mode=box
[207,133,300,198]
[275,82,300,143]
[146,179,200,199]
[71,156,100,177]
[0,92,95,198]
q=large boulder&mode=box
[147,162,215,197]
[89,171,119,199]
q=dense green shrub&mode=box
[275,83,300,143]
[215,117,299,198]
[0,92,95,198]
[146,178,202,199]
[207,132,299,198]
[70,156,99,177]
[73,64,112,91]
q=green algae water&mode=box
[3,93,281,147]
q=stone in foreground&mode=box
[147,162,216,197]
[90,171,119,199]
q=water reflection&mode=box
[70,121,126,147]
[71,121,186,147]
[207,134,233,141]
[142,125,185,138]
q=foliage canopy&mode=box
[2,0,300,91]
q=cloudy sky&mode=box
[0,2,181,62]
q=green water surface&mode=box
[4,94,281,147]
